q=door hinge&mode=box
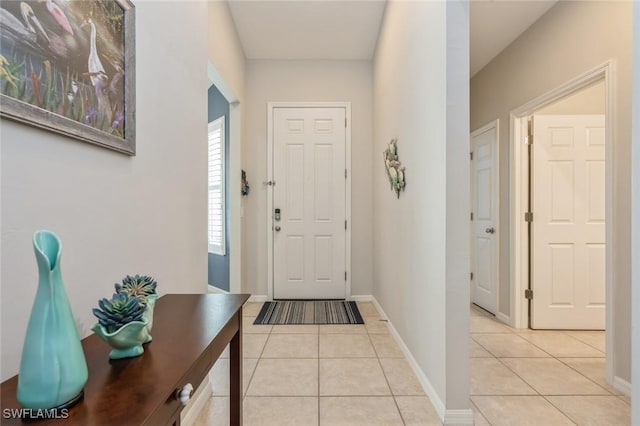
[345,271,347,281]
[470,151,473,160]
[345,169,347,179]
[525,288,533,300]
[345,220,347,230]
[470,212,474,221]
[345,118,347,128]
[470,272,474,280]
[524,135,532,145]
[524,211,533,222]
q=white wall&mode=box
[207,0,247,293]
[373,0,470,420]
[243,59,373,297]
[537,80,605,114]
[0,1,209,380]
[632,3,639,423]
[470,1,633,383]
[208,1,245,103]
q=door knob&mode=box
[274,226,281,232]
[175,383,194,406]
[485,227,495,234]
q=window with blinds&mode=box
[208,117,225,255]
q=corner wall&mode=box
[470,1,633,383]
[0,1,209,380]
[372,0,470,420]
[243,59,373,297]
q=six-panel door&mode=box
[272,107,347,299]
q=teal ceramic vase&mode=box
[17,231,88,409]
[91,318,149,359]
[142,294,158,343]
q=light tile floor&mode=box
[470,304,631,425]
[193,301,442,426]
[193,302,632,425]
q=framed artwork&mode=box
[0,0,136,155]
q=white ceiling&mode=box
[228,0,386,60]
[227,0,558,74]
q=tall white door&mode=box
[272,107,347,299]
[470,121,499,314]
[531,115,605,329]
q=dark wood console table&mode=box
[1,293,250,425]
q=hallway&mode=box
[193,301,442,425]
[469,305,630,425]
[193,301,632,425]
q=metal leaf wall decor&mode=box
[383,138,406,198]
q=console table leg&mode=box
[230,311,243,425]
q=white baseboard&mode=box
[613,376,632,396]
[349,294,373,302]
[207,285,230,294]
[370,298,388,321]
[370,297,445,418]
[180,376,212,426]
[370,297,473,425]
[248,295,268,302]
[444,409,475,425]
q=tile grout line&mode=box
[539,394,579,425]
[244,313,272,399]
[469,399,493,426]
[552,357,614,395]
[469,307,618,424]
[564,332,607,353]
[363,304,408,426]
[489,356,540,397]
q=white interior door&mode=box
[531,115,605,329]
[470,121,499,314]
[272,107,347,299]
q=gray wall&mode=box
[0,1,209,380]
[470,1,633,382]
[208,84,230,291]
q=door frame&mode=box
[266,102,352,301]
[509,61,615,382]
[470,119,500,316]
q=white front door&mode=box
[470,121,499,314]
[531,115,606,329]
[272,107,347,299]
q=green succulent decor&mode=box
[115,274,158,305]
[92,293,145,334]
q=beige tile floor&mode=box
[193,302,632,425]
[470,304,631,425]
[193,301,442,426]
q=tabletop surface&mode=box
[1,293,250,425]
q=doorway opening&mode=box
[510,61,614,383]
[207,61,242,294]
[470,119,500,316]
